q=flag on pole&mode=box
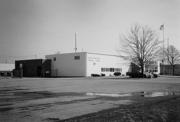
[160,24,164,30]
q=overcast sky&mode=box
[0,0,179,61]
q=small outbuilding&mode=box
[0,63,14,77]
[14,59,51,77]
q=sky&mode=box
[0,0,179,62]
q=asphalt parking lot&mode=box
[0,77,180,122]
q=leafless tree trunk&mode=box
[165,45,180,75]
[119,24,161,76]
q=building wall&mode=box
[46,52,87,77]
[160,64,180,76]
[41,59,51,77]
[86,53,129,76]
[15,59,43,77]
[145,61,160,74]
[46,52,129,77]
[128,63,140,73]
[14,59,51,77]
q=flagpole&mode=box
[160,24,165,75]
[163,25,164,63]
[160,24,165,63]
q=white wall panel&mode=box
[0,63,15,71]
[46,52,86,77]
[86,53,129,76]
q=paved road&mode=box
[0,77,180,122]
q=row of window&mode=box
[101,68,122,72]
[53,56,80,61]
[145,67,158,73]
[74,56,80,60]
[145,69,158,72]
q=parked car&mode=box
[144,72,153,78]
[152,72,158,78]
[126,71,158,78]
[144,72,158,78]
[126,72,145,78]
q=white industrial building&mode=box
[0,63,15,76]
[46,52,129,77]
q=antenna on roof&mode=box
[74,32,77,53]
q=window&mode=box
[101,68,106,72]
[53,57,56,61]
[74,56,80,60]
[105,68,110,72]
[101,68,122,72]
[0,72,4,76]
[114,68,118,72]
[110,68,114,72]
[101,68,103,72]
[153,69,157,72]
[115,68,122,72]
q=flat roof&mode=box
[15,59,43,62]
[87,52,122,57]
[46,52,123,58]
[0,63,15,71]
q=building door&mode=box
[37,66,42,77]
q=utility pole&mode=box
[162,25,165,62]
[167,38,169,65]
[163,27,165,62]
[74,32,77,53]
[167,38,169,56]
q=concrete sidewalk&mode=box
[159,75,180,78]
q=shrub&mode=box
[101,73,106,76]
[114,72,121,76]
[91,74,100,77]
[126,72,131,76]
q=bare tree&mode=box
[119,24,161,76]
[165,45,180,75]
